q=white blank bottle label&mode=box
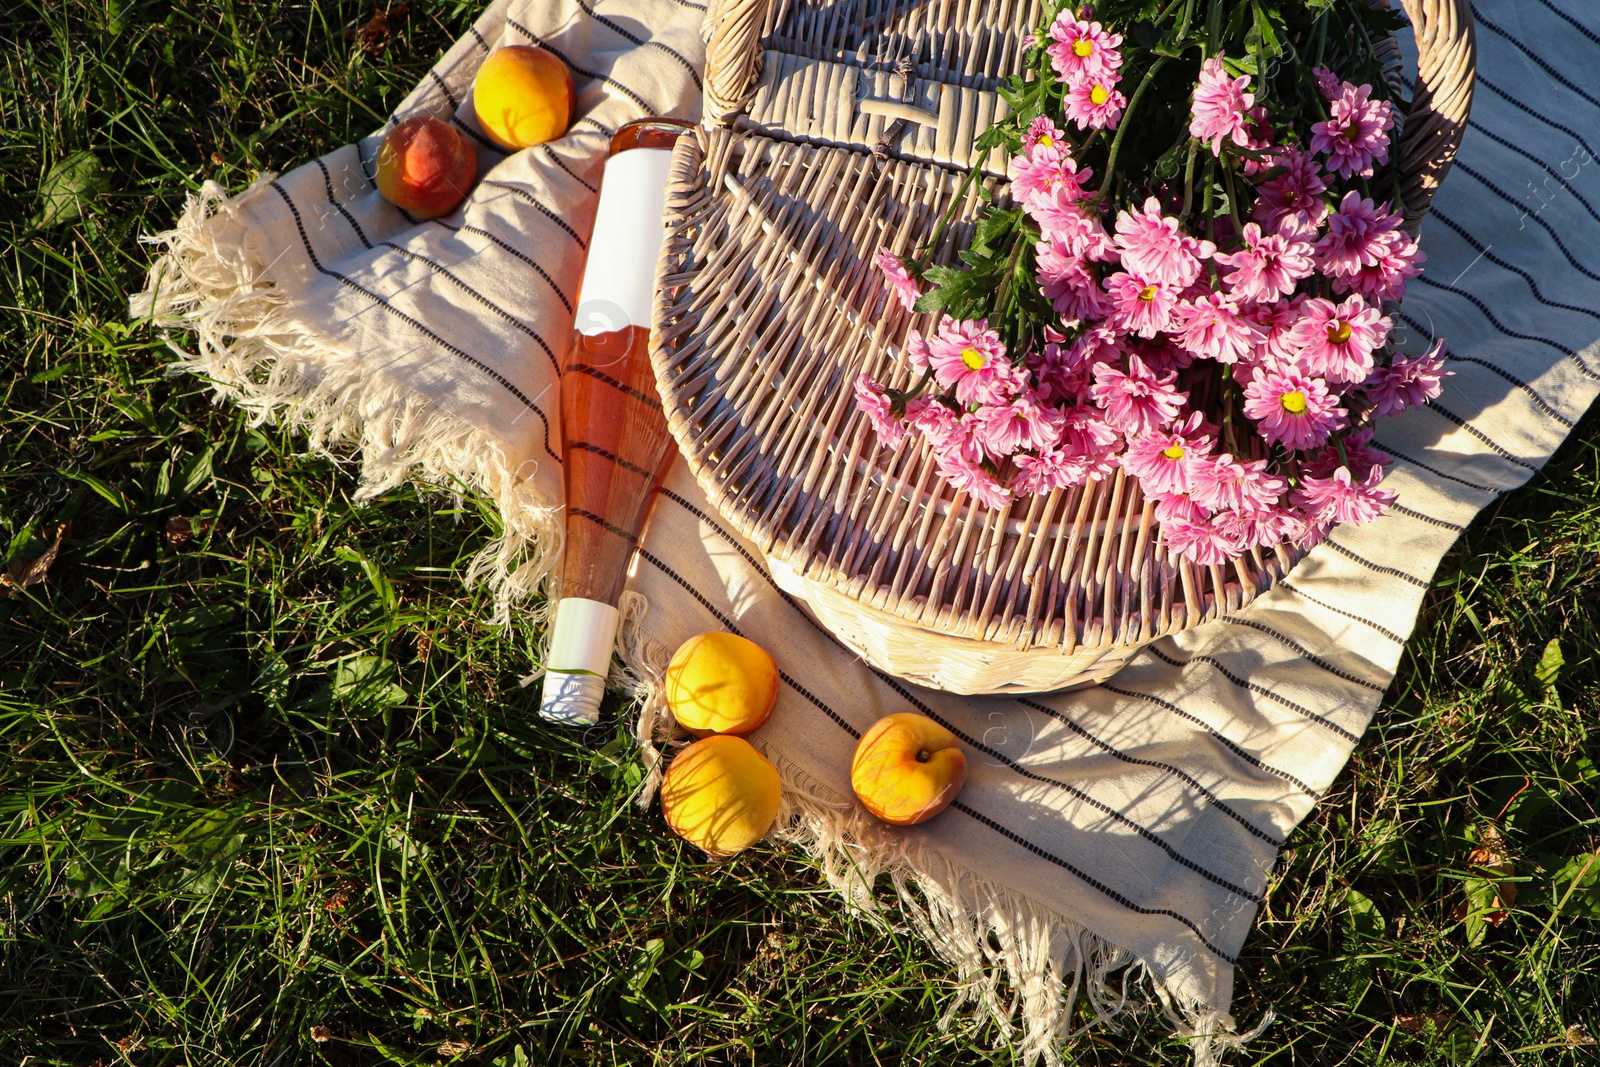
[574,148,676,337]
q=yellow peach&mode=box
[665,632,779,737]
[374,115,477,219]
[850,712,967,826]
[472,44,575,151]
[660,735,782,858]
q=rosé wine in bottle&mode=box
[540,119,693,726]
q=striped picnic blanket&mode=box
[133,1,1600,1062]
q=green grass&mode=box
[2,1,1599,1064]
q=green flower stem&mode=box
[1181,138,1200,218]
[915,165,985,273]
[1221,160,1244,238]
[1095,55,1172,203]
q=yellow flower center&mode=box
[1090,84,1111,106]
[1138,285,1158,302]
[1326,321,1353,345]
[961,346,986,370]
[1073,38,1094,58]
[1281,390,1309,414]
[1162,444,1186,460]
[1038,133,1054,148]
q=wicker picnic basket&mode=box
[649,0,1476,695]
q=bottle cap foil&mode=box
[539,597,622,725]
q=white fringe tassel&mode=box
[129,180,562,627]
[617,605,1272,1067]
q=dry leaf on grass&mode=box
[351,3,407,55]
[1454,823,1517,943]
[2,522,67,591]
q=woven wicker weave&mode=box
[651,0,1477,695]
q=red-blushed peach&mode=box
[664,632,779,737]
[850,712,967,826]
[472,45,575,151]
[374,115,476,219]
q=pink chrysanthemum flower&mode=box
[1287,295,1390,387]
[1190,454,1287,513]
[1031,189,1117,259]
[1113,197,1214,288]
[1090,354,1186,436]
[1009,146,1093,211]
[1190,54,1254,154]
[853,374,906,448]
[978,393,1060,457]
[1240,295,1306,374]
[1121,412,1215,496]
[1172,292,1263,365]
[1026,327,1089,405]
[927,318,1019,406]
[936,447,1013,510]
[1012,447,1082,496]
[1303,427,1391,480]
[1063,76,1127,130]
[1363,339,1450,418]
[1057,407,1122,482]
[1243,368,1347,450]
[1153,490,1208,526]
[1023,115,1067,153]
[1310,79,1395,179]
[1128,335,1195,377]
[903,328,931,374]
[1046,12,1124,85]
[1036,237,1113,323]
[1070,323,1126,369]
[1312,66,1342,100]
[1251,146,1330,231]
[905,397,960,448]
[1214,219,1316,304]
[1291,463,1395,525]
[874,250,922,312]
[1238,104,1278,178]
[1162,516,1244,566]
[1333,229,1426,303]
[1214,505,1301,551]
[1315,191,1403,277]
[1104,272,1181,338]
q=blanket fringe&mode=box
[616,604,1271,1066]
[129,180,562,626]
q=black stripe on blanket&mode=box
[479,180,589,250]
[268,182,559,462]
[435,221,574,314]
[1277,581,1405,644]
[1143,644,1362,742]
[375,241,561,376]
[1014,698,1287,846]
[1394,311,1572,425]
[1372,442,1505,495]
[1099,683,1323,800]
[505,18,660,114]
[573,0,703,90]
[633,545,1244,964]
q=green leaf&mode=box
[330,655,408,712]
[1346,888,1386,939]
[1534,637,1564,691]
[1549,852,1600,919]
[32,150,109,229]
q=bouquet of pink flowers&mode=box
[854,0,1448,566]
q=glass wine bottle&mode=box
[540,118,693,726]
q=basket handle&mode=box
[701,0,773,127]
[700,0,1475,230]
[1395,0,1476,233]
